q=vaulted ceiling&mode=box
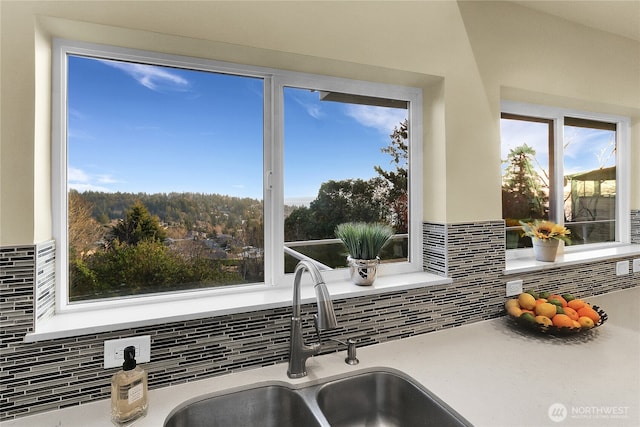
[513,1,640,42]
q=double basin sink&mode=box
[164,368,473,427]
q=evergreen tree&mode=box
[502,144,548,220]
[110,201,166,245]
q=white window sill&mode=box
[505,244,640,275]
[25,271,451,342]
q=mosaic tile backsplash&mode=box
[632,209,640,244]
[1,218,638,421]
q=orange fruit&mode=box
[535,298,548,306]
[521,308,536,316]
[547,294,568,307]
[552,314,575,328]
[562,306,579,321]
[577,306,600,324]
[535,302,557,318]
[567,299,586,311]
[578,316,595,329]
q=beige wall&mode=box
[1,0,639,245]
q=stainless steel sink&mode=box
[316,370,472,427]
[164,369,473,427]
[163,384,323,427]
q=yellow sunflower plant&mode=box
[519,220,571,244]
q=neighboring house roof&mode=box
[567,166,616,182]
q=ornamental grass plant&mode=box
[334,222,394,260]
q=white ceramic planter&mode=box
[532,238,559,262]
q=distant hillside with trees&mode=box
[69,119,409,301]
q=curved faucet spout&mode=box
[288,260,338,378]
[314,281,338,330]
[291,261,337,329]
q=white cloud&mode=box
[344,105,406,134]
[69,108,86,120]
[68,183,113,193]
[68,167,117,192]
[68,167,90,183]
[305,104,323,119]
[97,174,119,184]
[500,119,549,163]
[289,92,324,119]
[67,129,95,141]
[100,60,189,92]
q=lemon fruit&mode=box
[534,315,553,327]
[507,305,523,317]
[578,316,595,329]
[505,299,519,310]
[535,302,557,318]
[518,292,536,310]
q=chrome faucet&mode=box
[287,260,338,378]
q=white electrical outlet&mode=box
[615,260,629,276]
[104,336,151,369]
[633,258,640,273]
[506,279,523,297]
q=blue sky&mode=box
[67,55,407,204]
[500,118,616,179]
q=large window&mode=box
[500,102,630,250]
[53,40,423,309]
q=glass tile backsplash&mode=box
[1,216,638,421]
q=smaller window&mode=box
[500,102,629,250]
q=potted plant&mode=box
[335,222,394,285]
[519,220,571,262]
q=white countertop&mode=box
[4,287,639,427]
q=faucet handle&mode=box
[313,314,322,343]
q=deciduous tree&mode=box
[68,190,105,258]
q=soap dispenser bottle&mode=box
[111,346,148,425]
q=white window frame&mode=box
[52,39,425,316]
[501,101,631,259]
